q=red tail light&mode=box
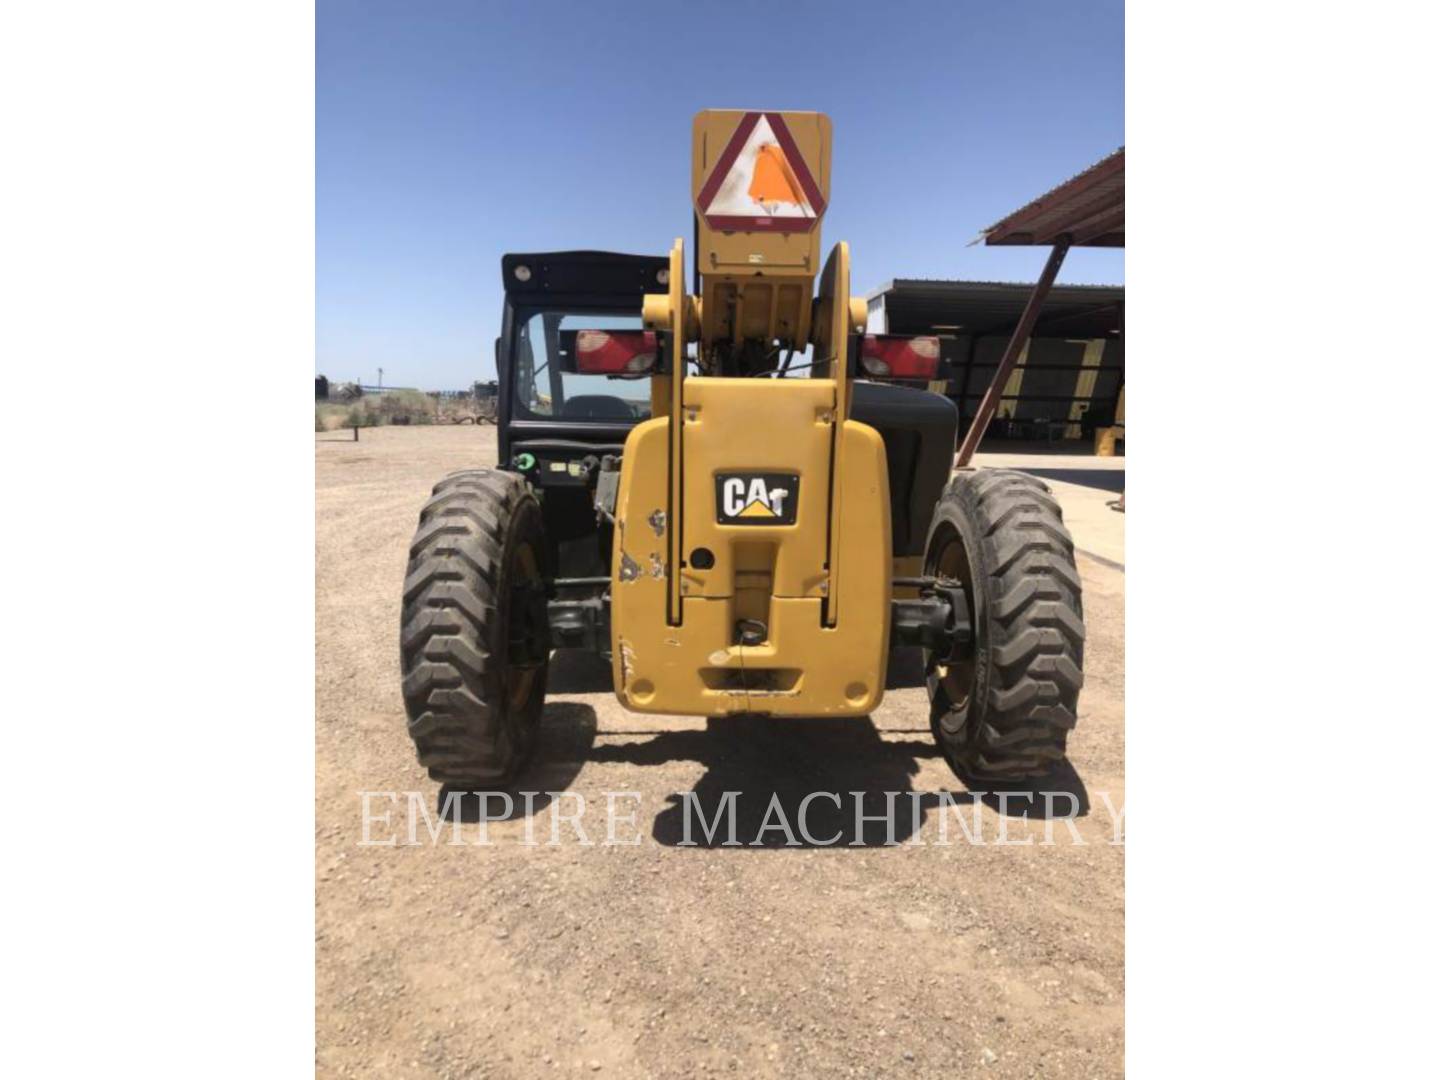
[860,335,941,380]
[574,330,658,375]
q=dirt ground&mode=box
[316,424,1125,1079]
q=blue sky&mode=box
[318,0,1124,389]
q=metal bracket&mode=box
[547,591,611,659]
[889,585,972,655]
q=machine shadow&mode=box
[546,649,615,694]
[886,646,928,690]
[441,654,1089,835]
[959,759,1091,820]
[440,700,598,822]
[591,714,940,848]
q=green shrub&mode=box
[316,390,437,429]
[315,403,354,430]
[345,402,379,427]
[375,389,435,425]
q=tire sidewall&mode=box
[923,481,994,752]
[923,469,1084,782]
[492,490,549,767]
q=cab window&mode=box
[513,310,651,422]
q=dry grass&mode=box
[315,390,438,431]
[315,403,351,431]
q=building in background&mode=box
[866,278,1123,442]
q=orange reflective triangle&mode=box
[748,144,804,207]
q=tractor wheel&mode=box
[400,469,550,787]
[923,469,1085,782]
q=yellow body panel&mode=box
[678,378,834,601]
[611,114,892,718]
[815,242,853,625]
[609,385,892,717]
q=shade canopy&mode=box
[977,148,1124,248]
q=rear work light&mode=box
[860,335,941,380]
[574,330,659,375]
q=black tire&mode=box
[400,469,550,787]
[923,469,1085,782]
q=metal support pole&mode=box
[1110,298,1125,422]
[959,333,978,423]
[954,239,1071,467]
[353,424,359,442]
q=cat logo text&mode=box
[714,473,800,526]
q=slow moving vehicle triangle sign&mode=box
[696,112,827,233]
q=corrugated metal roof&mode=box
[870,279,1123,339]
[976,148,1124,248]
[869,278,1122,300]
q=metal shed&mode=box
[952,147,1125,464]
[866,278,1123,442]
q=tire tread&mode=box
[927,469,1085,780]
[399,468,545,786]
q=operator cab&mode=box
[498,250,669,464]
[498,251,671,579]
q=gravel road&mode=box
[316,424,1125,1078]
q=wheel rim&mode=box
[926,523,977,719]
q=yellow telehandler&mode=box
[400,111,1084,787]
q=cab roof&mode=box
[501,250,668,300]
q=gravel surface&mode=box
[316,424,1125,1078]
